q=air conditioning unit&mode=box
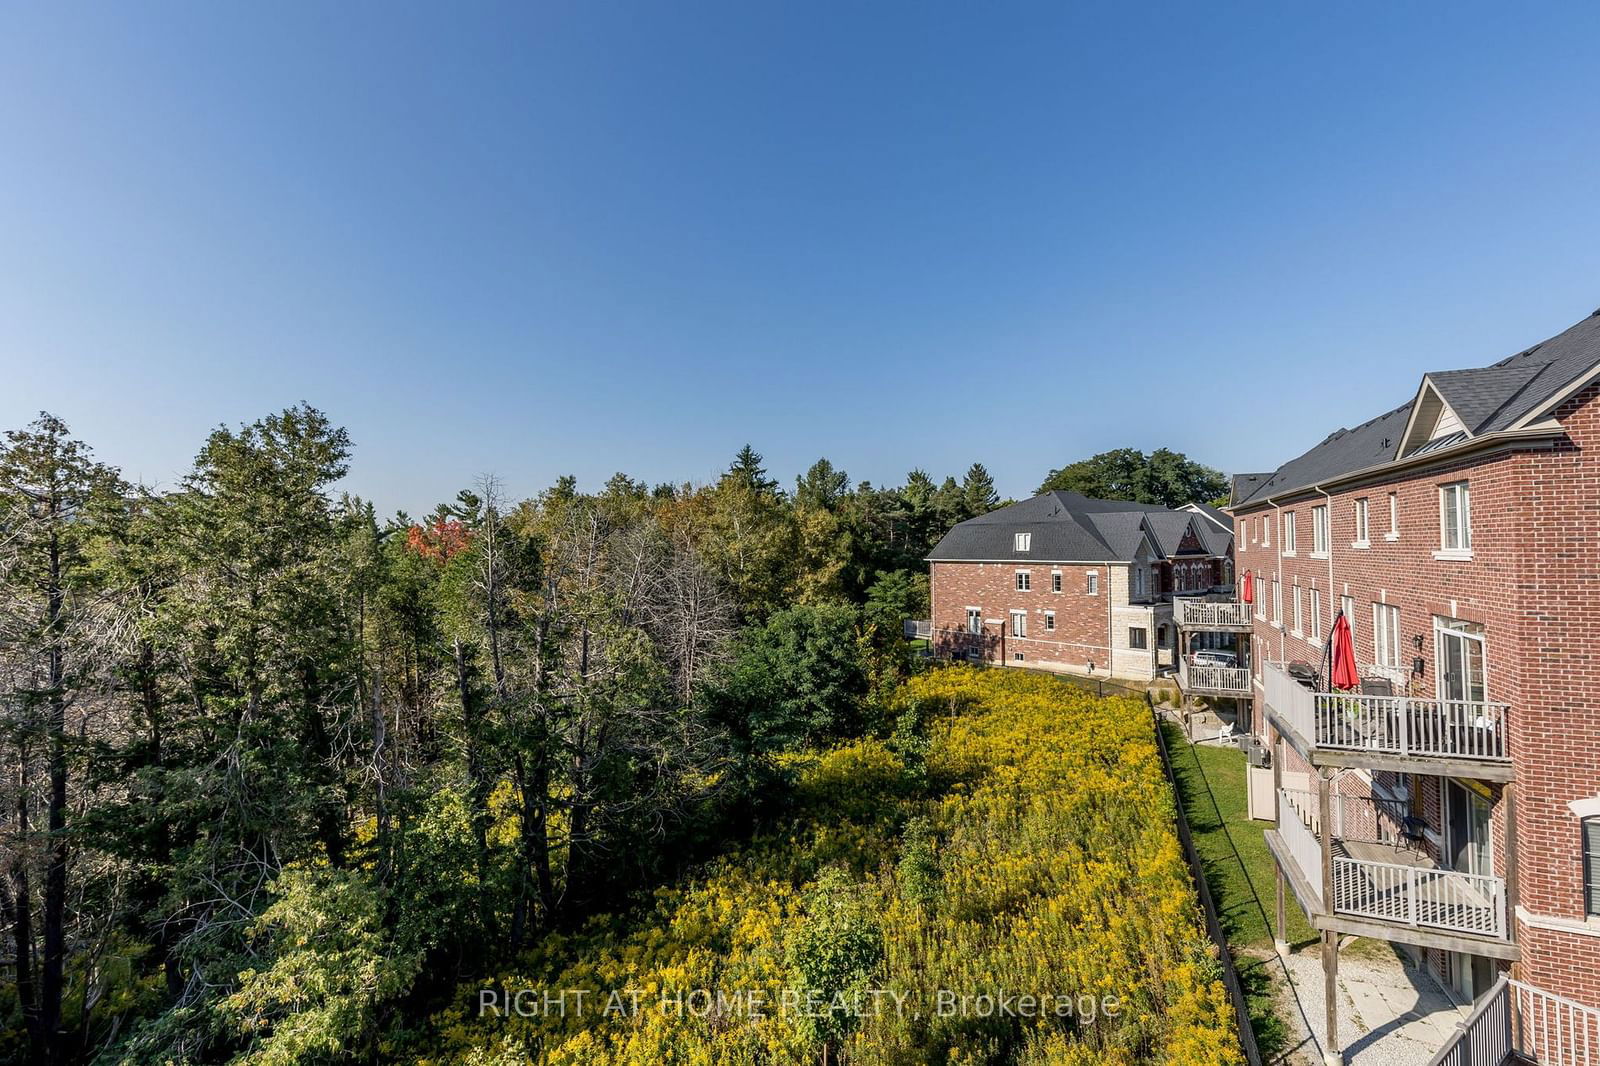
[1242,735,1272,769]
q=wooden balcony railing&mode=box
[1276,787,1507,940]
[1173,598,1254,629]
[1265,661,1510,764]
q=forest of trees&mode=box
[1037,448,1227,509]
[0,407,1010,1064]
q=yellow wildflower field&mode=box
[422,667,1242,1065]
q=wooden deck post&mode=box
[1322,929,1342,1065]
[1275,862,1288,956]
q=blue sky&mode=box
[3,3,1599,516]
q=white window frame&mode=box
[1014,532,1031,552]
[1292,584,1303,636]
[1086,571,1098,596]
[1373,603,1401,668]
[1584,817,1600,918]
[1309,588,1323,643]
[1341,594,1355,641]
[1386,492,1400,541]
[1010,609,1027,638]
[1015,570,1031,591]
[966,607,982,635]
[1353,497,1370,548]
[1271,578,1282,628]
[1261,515,1270,547]
[1436,481,1472,560]
[1051,570,1062,593]
[1044,610,1055,631]
[1281,511,1296,555]
[1311,505,1329,557]
[1255,576,1266,620]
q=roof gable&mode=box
[1235,308,1600,508]
[1398,378,1468,457]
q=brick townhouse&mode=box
[926,490,1233,680]
[1233,307,1600,1062]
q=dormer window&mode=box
[1014,532,1031,552]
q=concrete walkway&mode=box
[1276,939,1468,1065]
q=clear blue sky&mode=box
[3,3,1599,516]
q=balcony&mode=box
[1263,661,1512,780]
[1176,655,1251,697]
[1271,787,1513,952]
[1173,597,1254,631]
[1429,975,1600,1066]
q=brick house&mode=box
[1233,307,1600,1061]
[926,491,1233,680]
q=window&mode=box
[1387,492,1399,540]
[966,607,982,635]
[1309,589,1323,642]
[1373,603,1401,667]
[1585,817,1600,917]
[1255,576,1266,619]
[1354,498,1370,546]
[1051,571,1062,593]
[1044,610,1055,631]
[1439,482,1471,557]
[1282,511,1296,553]
[1014,532,1031,552]
[1261,515,1270,547]
[1086,572,1099,595]
[1010,609,1026,638]
[1292,585,1303,635]
[1272,579,1282,626]
[1312,505,1329,556]
[1341,595,1355,639]
[1015,570,1031,591]
[1129,626,1148,650]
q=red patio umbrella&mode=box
[1241,569,1253,603]
[1329,610,1359,690]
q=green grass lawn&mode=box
[1161,719,1315,949]
[1160,720,1316,1059]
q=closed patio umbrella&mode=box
[1241,570,1253,604]
[1329,610,1359,690]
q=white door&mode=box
[1437,623,1487,706]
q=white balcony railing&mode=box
[1333,856,1506,939]
[1513,979,1600,1066]
[1430,977,1600,1066]
[1177,656,1252,695]
[1277,788,1326,906]
[1264,661,1509,763]
[1173,598,1254,628]
[1276,787,1507,939]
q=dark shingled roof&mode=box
[1235,308,1600,508]
[927,491,1232,563]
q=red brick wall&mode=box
[929,560,1114,672]
[1237,382,1600,1006]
